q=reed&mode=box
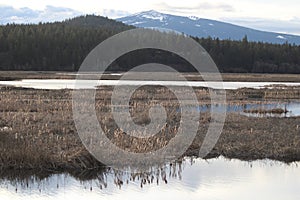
[0,85,300,172]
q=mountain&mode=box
[1,14,300,73]
[117,10,300,45]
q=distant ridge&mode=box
[117,10,300,45]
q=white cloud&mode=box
[222,17,300,35]
[100,9,131,19]
[0,5,82,24]
[154,2,235,13]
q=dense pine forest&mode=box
[0,15,300,73]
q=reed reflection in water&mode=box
[0,157,300,200]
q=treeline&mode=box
[0,15,300,73]
[196,36,300,73]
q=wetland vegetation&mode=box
[0,78,299,173]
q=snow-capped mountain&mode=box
[117,10,300,45]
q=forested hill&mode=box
[63,15,131,30]
[0,15,132,71]
[0,15,300,73]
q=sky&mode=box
[0,0,300,35]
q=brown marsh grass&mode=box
[0,85,300,172]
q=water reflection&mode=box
[185,101,300,117]
[1,157,299,200]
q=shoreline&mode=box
[1,71,300,82]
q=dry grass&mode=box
[0,85,300,172]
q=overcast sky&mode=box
[0,0,300,35]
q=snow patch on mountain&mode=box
[139,10,166,22]
[130,21,144,25]
[276,35,287,40]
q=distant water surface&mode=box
[1,79,300,90]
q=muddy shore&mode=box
[0,85,300,173]
[2,71,300,82]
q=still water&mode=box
[189,102,300,117]
[0,157,299,200]
[1,79,300,90]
